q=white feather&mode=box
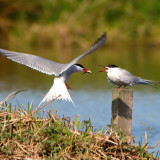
[38,77,75,107]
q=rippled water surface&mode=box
[0,47,160,155]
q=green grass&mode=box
[0,91,159,159]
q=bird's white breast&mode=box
[107,68,135,86]
[107,68,121,84]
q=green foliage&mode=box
[0,92,158,159]
[0,145,12,155]
[1,0,160,49]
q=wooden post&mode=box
[111,88,133,143]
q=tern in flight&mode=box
[99,64,159,88]
[0,33,106,106]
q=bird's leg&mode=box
[123,85,126,88]
[118,85,122,89]
[118,85,125,89]
[120,85,126,89]
[65,83,72,89]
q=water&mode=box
[0,47,160,156]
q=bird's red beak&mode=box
[83,68,91,74]
[99,65,108,72]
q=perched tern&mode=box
[0,33,106,106]
[99,64,159,88]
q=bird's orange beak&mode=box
[99,65,108,72]
[83,68,91,74]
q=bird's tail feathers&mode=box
[38,78,75,108]
[138,79,160,88]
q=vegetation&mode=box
[0,91,158,159]
[1,0,160,50]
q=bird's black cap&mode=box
[75,64,84,68]
[107,64,118,68]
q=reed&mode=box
[1,0,160,50]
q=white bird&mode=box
[99,64,159,88]
[0,33,106,106]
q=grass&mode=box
[1,0,160,50]
[0,91,159,159]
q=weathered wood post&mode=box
[111,88,133,143]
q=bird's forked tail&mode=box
[38,77,75,107]
[138,78,160,87]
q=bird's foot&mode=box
[118,85,126,89]
[65,83,72,89]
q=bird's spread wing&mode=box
[59,33,106,75]
[0,33,106,76]
[0,48,65,76]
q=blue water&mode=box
[0,85,160,156]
